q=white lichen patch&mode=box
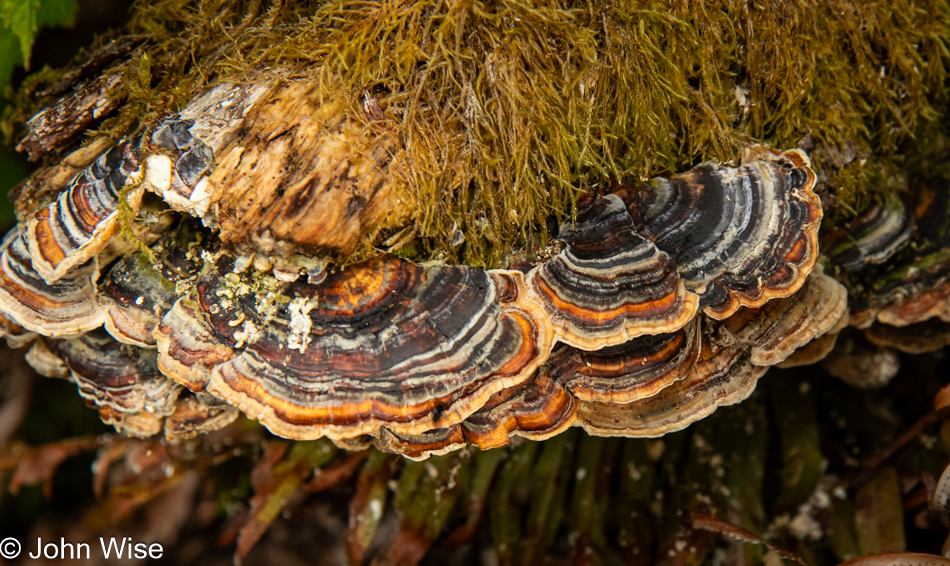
[233,319,259,348]
[287,297,317,354]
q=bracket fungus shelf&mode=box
[2,3,949,564]
[617,147,822,319]
[0,77,840,459]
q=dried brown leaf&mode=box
[8,436,100,497]
[691,512,805,565]
[836,553,950,565]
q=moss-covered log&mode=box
[4,0,949,267]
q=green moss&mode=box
[6,0,950,267]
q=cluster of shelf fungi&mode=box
[1,80,947,462]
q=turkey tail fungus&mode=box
[1,0,949,564]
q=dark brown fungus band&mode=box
[25,141,142,284]
[525,194,698,349]
[824,192,912,273]
[29,331,182,437]
[544,318,701,404]
[376,370,577,460]
[156,255,554,440]
[0,227,104,336]
[576,340,767,438]
[865,319,950,354]
[621,148,822,319]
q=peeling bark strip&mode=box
[206,82,408,261]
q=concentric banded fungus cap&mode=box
[32,331,182,437]
[847,178,950,329]
[9,133,114,220]
[622,148,822,319]
[874,282,950,328]
[0,227,103,336]
[100,255,181,347]
[776,310,849,369]
[156,255,554,440]
[25,141,142,283]
[576,339,767,438]
[375,426,467,460]
[544,318,701,404]
[712,271,848,367]
[376,370,577,460]
[824,192,912,273]
[460,370,577,448]
[576,271,844,437]
[526,194,698,349]
[849,260,950,330]
[866,320,950,354]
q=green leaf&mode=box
[854,466,906,555]
[0,0,77,93]
[36,0,76,27]
[0,0,40,69]
[0,0,79,96]
[0,27,21,92]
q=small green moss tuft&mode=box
[116,177,158,265]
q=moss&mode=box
[115,177,159,265]
[5,0,950,267]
